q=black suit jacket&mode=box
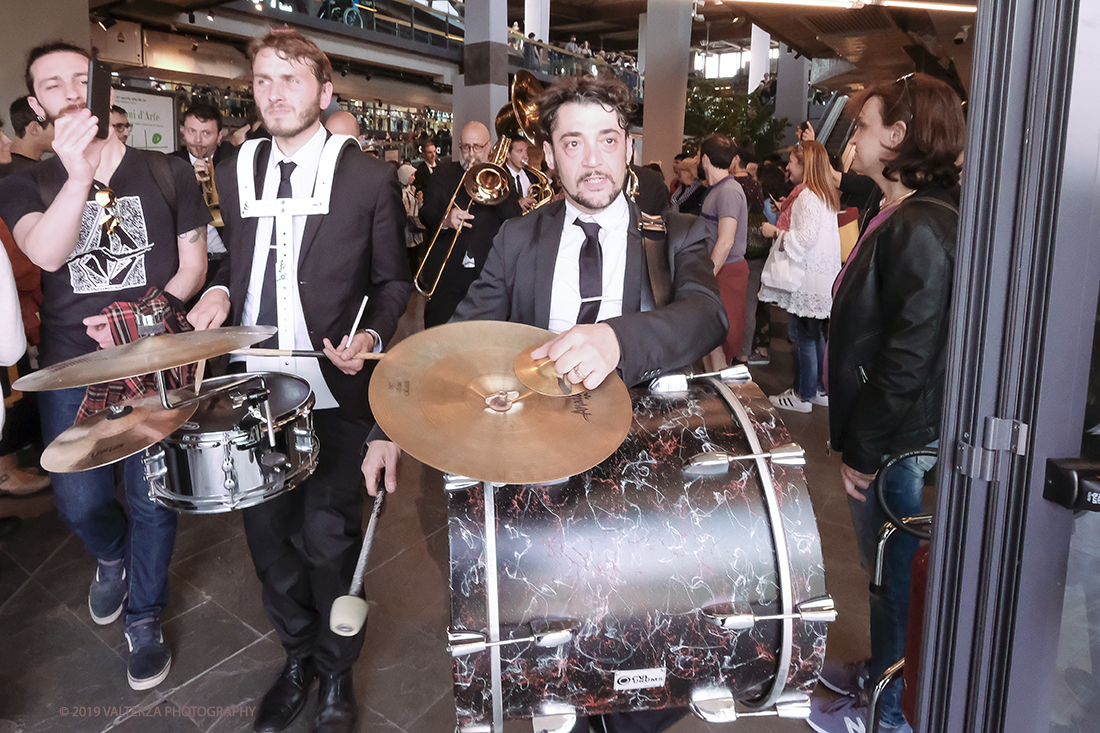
[412,159,437,195]
[453,199,728,387]
[419,159,523,294]
[211,137,412,421]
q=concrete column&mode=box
[638,14,647,75]
[524,0,550,43]
[640,0,692,178]
[457,0,510,160]
[775,43,810,146]
[748,24,770,92]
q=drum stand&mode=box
[152,369,282,449]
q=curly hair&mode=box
[537,73,635,143]
[848,73,965,189]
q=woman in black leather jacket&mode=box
[809,74,966,733]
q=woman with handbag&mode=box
[758,140,841,413]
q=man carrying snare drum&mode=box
[363,72,727,733]
[187,28,410,733]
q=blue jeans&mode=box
[787,314,826,401]
[847,448,937,728]
[39,387,177,623]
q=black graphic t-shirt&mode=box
[0,149,210,367]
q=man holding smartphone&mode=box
[0,42,210,691]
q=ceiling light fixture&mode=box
[188,11,195,23]
[254,2,263,10]
[97,16,117,31]
[207,11,214,21]
[882,0,977,11]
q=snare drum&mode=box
[447,378,830,730]
[144,372,317,513]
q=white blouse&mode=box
[758,187,841,319]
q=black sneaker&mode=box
[89,560,127,625]
[125,617,172,690]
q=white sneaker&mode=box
[810,390,829,407]
[769,388,812,413]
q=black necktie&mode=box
[256,161,296,343]
[574,219,602,324]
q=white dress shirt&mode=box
[231,125,382,409]
[547,192,629,334]
[506,163,532,197]
[187,151,227,254]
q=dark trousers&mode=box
[423,270,477,329]
[242,406,371,675]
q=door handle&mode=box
[1044,458,1100,511]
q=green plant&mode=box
[683,80,789,159]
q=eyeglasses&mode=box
[112,122,132,131]
[458,141,489,154]
[94,186,121,235]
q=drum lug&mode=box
[444,475,480,492]
[684,443,806,477]
[293,427,314,453]
[142,446,167,502]
[774,693,812,719]
[531,702,580,733]
[689,686,739,723]
[701,597,837,631]
[448,619,576,657]
[455,724,492,733]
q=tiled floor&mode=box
[0,301,869,733]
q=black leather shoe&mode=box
[314,671,357,733]
[254,656,315,732]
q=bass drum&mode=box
[447,378,830,730]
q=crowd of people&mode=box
[0,20,965,733]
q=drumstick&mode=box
[345,295,369,348]
[232,348,385,360]
[194,358,206,395]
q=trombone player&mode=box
[419,120,522,328]
[173,102,237,290]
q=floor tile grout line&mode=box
[96,632,274,733]
[0,534,74,616]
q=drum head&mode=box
[180,372,313,434]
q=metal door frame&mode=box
[919,0,1100,731]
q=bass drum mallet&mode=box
[329,491,385,636]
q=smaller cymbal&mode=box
[513,346,583,397]
[41,392,198,473]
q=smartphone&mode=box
[86,59,113,139]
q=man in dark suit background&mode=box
[418,120,522,327]
[172,102,237,284]
[187,28,411,733]
[412,139,438,197]
[362,72,726,733]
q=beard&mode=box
[563,168,624,212]
[42,103,85,126]
[261,98,321,139]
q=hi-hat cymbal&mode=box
[513,346,583,397]
[41,392,198,473]
[370,321,633,485]
[14,326,277,392]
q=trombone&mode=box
[415,71,546,297]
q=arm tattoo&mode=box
[187,226,207,245]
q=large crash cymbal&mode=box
[370,321,633,484]
[41,392,198,473]
[14,326,277,392]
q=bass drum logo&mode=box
[613,667,666,691]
